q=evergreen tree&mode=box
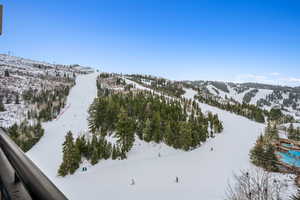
[164,121,173,146]
[8,123,19,138]
[143,118,152,142]
[250,134,278,172]
[112,145,117,160]
[91,146,99,165]
[254,110,265,123]
[115,108,135,153]
[75,136,88,157]
[269,108,282,121]
[180,122,193,151]
[264,143,278,171]
[152,112,162,143]
[250,135,265,167]
[58,131,81,176]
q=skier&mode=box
[130,178,135,185]
[175,176,179,183]
[210,147,213,151]
[158,152,161,157]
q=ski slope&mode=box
[27,75,294,200]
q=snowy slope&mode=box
[205,83,274,105]
[26,76,295,200]
[192,81,300,121]
[26,72,98,183]
[249,89,273,105]
[209,84,253,103]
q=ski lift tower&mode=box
[0,4,3,35]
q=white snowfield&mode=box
[249,89,273,105]
[206,83,274,106]
[27,74,294,200]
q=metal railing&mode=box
[0,128,68,200]
[0,176,11,200]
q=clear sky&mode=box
[0,0,300,85]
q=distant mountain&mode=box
[184,80,300,120]
[0,54,94,74]
[124,74,300,121]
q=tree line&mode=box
[250,122,279,172]
[195,94,266,123]
[127,74,185,97]
[58,131,126,176]
[23,84,73,122]
[88,89,223,151]
[287,123,300,141]
[6,121,44,152]
[58,76,224,176]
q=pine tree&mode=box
[58,131,81,176]
[8,124,19,138]
[112,145,117,160]
[115,108,135,153]
[152,112,162,143]
[143,118,152,142]
[213,114,223,133]
[164,121,173,146]
[180,122,193,151]
[75,136,87,157]
[91,146,99,165]
[264,143,278,171]
[58,162,68,177]
[250,136,265,167]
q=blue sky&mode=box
[1,0,300,85]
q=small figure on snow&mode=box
[158,152,161,157]
[130,178,135,185]
[82,167,87,172]
[210,147,213,151]
[175,176,179,183]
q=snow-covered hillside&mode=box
[26,74,294,200]
[0,54,94,74]
[0,54,94,127]
[188,81,300,120]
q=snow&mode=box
[206,84,250,104]
[282,123,300,129]
[249,89,273,105]
[27,72,98,181]
[124,78,153,92]
[226,84,250,103]
[204,83,275,106]
[26,75,295,200]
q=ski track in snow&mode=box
[26,75,293,200]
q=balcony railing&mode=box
[0,128,68,200]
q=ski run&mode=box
[27,73,295,200]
